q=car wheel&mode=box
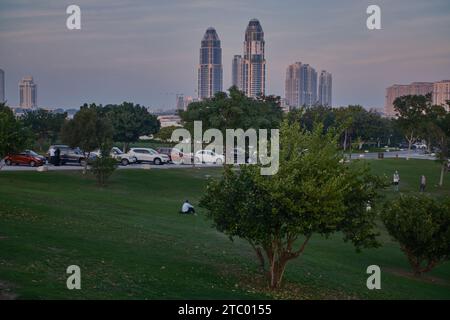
[80,159,87,167]
[30,161,36,167]
[154,158,162,165]
[5,159,12,166]
[215,158,223,165]
[121,158,129,166]
[194,157,200,164]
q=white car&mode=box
[127,148,170,165]
[194,150,225,164]
[91,147,138,166]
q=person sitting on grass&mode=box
[181,200,196,215]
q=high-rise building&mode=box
[176,94,184,111]
[0,69,5,103]
[19,76,37,109]
[198,27,223,99]
[242,19,266,98]
[232,55,244,91]
[432,80,450,111]
[285,62,318,108]
[385,82,433,116]
[300,64,317,107]
[318,70,332,107]
[285,62,302,107]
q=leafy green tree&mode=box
[382,195,450,276]
[90,147,117,187]
[180,87,283,137]
[200,121,386,289]
[394,94,431,159]
[0,103,32,169]
[104,102,160,152]
[22,109,67,150]
[154,125,179,142]
[60,103,113,173]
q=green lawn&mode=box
[0,159,449,299]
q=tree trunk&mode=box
[269,257,288,289]
[406,131,414,161]
[343,130,348,152]
[439,163,445,187]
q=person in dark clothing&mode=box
[54,148,61,166]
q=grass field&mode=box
[0,159,449,299]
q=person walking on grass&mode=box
[393,170,400,192]
[54,147,61,166]
[181,200,196,215]
[49,146,56,165]
[420,175,426,192]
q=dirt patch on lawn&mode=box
[0,281,18,300]
[385,267,449,286]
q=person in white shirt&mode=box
[181,200,196,215]
[49,147,56,165]
[393,170,400,191]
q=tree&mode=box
[394,94,431,160]
[382,195,450,276]
[90,147,117,187]
[153,125,179,142]
[104,102,160,152]
[0,103,32,169]
[180,87,283,137]
[22,109,67,150]
[200,120,386,289]
[60,103,113,173]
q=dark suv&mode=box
[47,145,89,166]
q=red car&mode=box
[4,150,46,167]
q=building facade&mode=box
[19,76,37,109]
[242,19,266,98]
[300,64,317,107]
[432,80,450,111]
[232,55,244,91]
[0,69,5,103]
[384,82,433,116]
[285,62,302,107]
[198,27,223,100]
[318,70,332,107]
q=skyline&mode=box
[1,0,450,109]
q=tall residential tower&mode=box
[285,62,318,108]
[318,70,332,107]
[0,69,5,103]
[242,19,266,98]
[198,27,223,99]
[19,76,37,109]
[232,55,244,91]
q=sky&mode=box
[1,0,449,110]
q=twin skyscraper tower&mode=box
[198,19,266,100]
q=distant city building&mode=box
[285,62,302,108]
[0,69,5,103]
[198,27,223,99]
[300,64,317,107]
[157,115,182,128]
[318,70,332,107]
[183,96,197,111]
[280,98,290,113]
[176,94,184,111]
[432,80,450,110]
[385,82,433,117]
[19,76,37,109]
[232,55,244,91]
[285,62,317,108]
[242,19,266,98]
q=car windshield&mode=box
[27,150,39,156]
[112,148,123,154]
[148,149,157,155]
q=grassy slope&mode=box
[0,159,449,299]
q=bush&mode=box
[381,194,450,276]
[90,149,117,186]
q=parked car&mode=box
[4,150,45,167]
[194,150,225,164]
[46,145,91,166]
[156,147,193,164]
[126,148,170,165]
[91,147,138,166]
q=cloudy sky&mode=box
[1,0,449,110]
